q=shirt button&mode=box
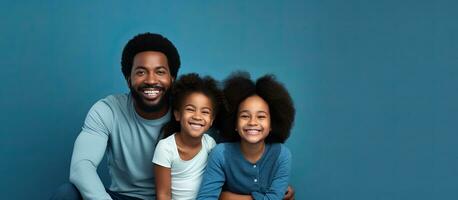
[253,165,257,168]
[254,179,258,182]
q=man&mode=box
[51,33,294,200]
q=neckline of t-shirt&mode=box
[173,133,206,163]
[128,94,172,125]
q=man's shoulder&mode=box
[90,93,129,112]
[99,93,129,105]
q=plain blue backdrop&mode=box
[1,1,457,199]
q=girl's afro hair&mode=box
[217,71,295,143]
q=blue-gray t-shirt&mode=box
[70,93,171,200]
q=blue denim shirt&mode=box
[197,142,291,200]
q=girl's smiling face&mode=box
[174,92,214,138]
[236,95,271,144]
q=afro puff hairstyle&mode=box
[121,32,180,80]
[161,73,225,139]
[217,71,295,143]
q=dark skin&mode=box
[218,96,295,200]
[129,51,174,120]
[129,51,295,199]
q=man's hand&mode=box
[283,185,295,200]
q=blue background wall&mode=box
[1,1,457,199]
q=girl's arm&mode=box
[152,139,174,200]
[197,145,226,199]
[251,146,292,200]
[220,186,294,200]
[219,191,253,200]
[154,164,172,200]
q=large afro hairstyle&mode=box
[121,32,180,80]
[161,73,225,138]
[216,71,295,143]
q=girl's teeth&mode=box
[190,124,202,129]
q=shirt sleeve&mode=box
[203,134,217,152]
[152,138,173,168]
[251,146,292,200]
[69,101,113,200]
[197,144,226,200]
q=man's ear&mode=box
[126,77,131,87]
[173,110,180,121]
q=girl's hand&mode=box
[283,185,295,200]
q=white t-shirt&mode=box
[152,133,216,200]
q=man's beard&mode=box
[129,85,170,113]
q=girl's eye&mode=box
[185,108,194,112]
[258,115,267,119]
[240,115,249,119]
[202,110,211,115]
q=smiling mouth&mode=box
[141,87,162,100]
[244,128,262,135]
[189,122,204,130]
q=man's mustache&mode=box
[139,84,164,90]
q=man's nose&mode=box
[144,73,158,84]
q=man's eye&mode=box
[157,70,166,75]
[136,71,145,75]
[258,115,267,119]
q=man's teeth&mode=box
[144,90,159,96]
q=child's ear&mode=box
[209,118,214,127]
[173,110,180,121]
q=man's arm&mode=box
[69,101,113,200]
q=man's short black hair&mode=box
[217,71,295,143]
[121,32,180,80]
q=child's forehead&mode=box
[181,92,215,107]
[239,95,269,111]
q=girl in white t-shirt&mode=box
[153,73,223,200]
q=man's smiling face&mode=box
[129,51,173,113]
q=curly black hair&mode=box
[161,73,225,138]
[217,71,295,143]
[121,32,180,80]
